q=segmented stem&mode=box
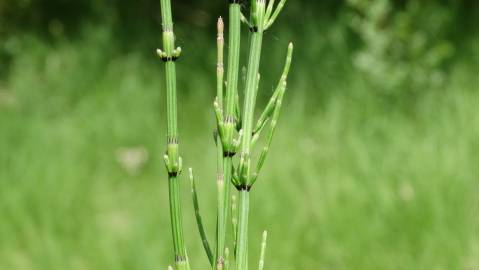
[225,3,241,121]
[216,157,232,270]
[168,176,188,270]
[216,2,242,270]
[215,17,226,269]
[159,0,188,269]
[235,2,267,270]
[158,1,291,269]
[217,17,225,111]
[238,0,266,185]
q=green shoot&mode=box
[258,231,268,270]
[189,168,213,265]
[158,0,292,269]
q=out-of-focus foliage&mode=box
[347,0,457,95]
[1,0,478,86]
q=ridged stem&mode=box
[216,3,241,270]
[168,176,188,270]
[236,190,250,270]
[239,1,266,184]
[225,4,241,120]
[215,16,226,270]
[159,0,188,269]
[236,2,266,270]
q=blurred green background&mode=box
[1,0,479,269]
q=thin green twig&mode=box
[258,231,268,270]
[189,168,213,265]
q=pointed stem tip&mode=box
[218,17,224,34]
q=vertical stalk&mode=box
[216,2,241,270]
[216,17,225,174]
[225,2,241,120]
[236,190,250,270]
[239,1,266,182]
[236,1,266,270]
[216,157,232,270]
[168,176,187,270]
[215,17,226,269]
[159,0,187,269]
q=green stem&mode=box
[189,169,213,265]
[239,1,266,184]
[225,3,241,119]
[216,157,232,270]
[216,2,241,270]
[258,231,268,270]
[159,0,188,269]
[168,176,188,270]
[236,190,250,270]
[215,16,226,269]
[236,2,266,270]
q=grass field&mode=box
[1,29,479,270]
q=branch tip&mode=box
[218,17,224,33]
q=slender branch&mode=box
[251,117,268,148]
[265,0,287,30]
[265,0,276,24]
[253,41,293,135]
[252,42,293,148]
[251,43,293,185]
[252,82,286,185]
[240,12,252,28]
[189,168,213,265]
[258,231,268,270]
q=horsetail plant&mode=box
[157,0,293,270]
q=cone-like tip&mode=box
[217,17,224,34]
[168,266,173,270]
[288,42,293,51]
[262,230,268,239]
